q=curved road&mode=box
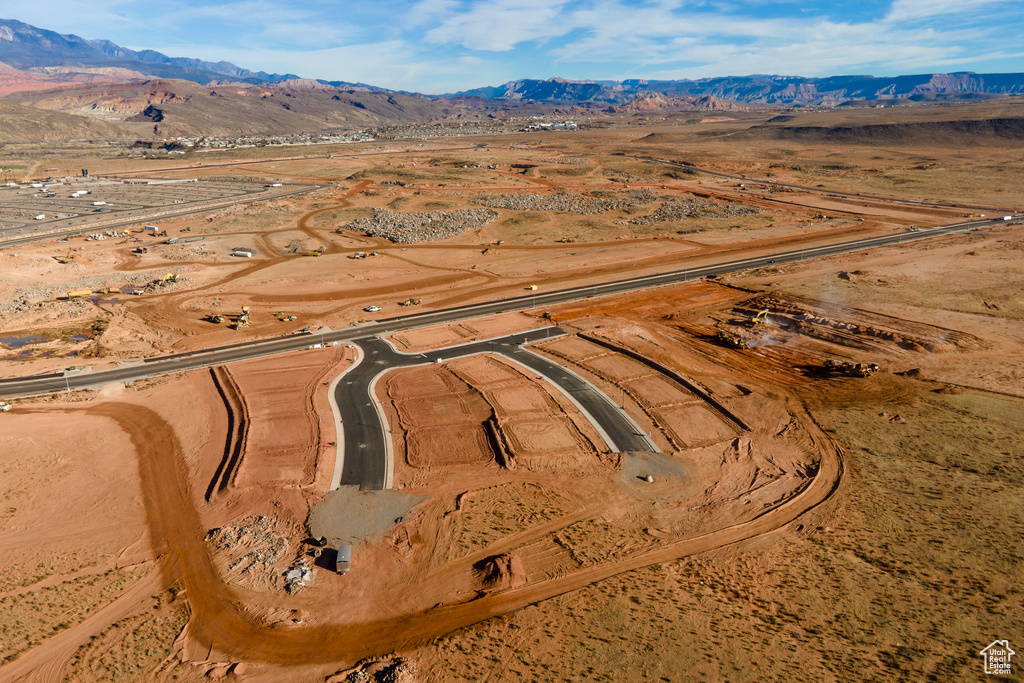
[0,214,1016,400]
[334,328,656,490]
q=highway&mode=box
[0,213,1015,399]
[334,329,656,490]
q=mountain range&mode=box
[2,17,1024,143]
[454,74,1024,106]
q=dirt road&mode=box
[32,400,842,667]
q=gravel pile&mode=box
[341,207,499,243]
[205,515,288,573]
[472,192,627,215]
[628,198,762,225]
[530,157,587,164]
[0,271,188,317]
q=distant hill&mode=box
[451,74,1024,106]
[0,18,321,88]
[0,78,538,139]
[0,99,127,142]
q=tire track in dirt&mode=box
[206,366,249,501]
[29,400,842,668]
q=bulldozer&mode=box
[399,298,421,306]
[163,273,179,282]
[716,330,749,349]
[823,358,879,377]
[205,313,224,324]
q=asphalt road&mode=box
[335,328,655,490]
[0,213,1015,399]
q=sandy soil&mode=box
[1,106,1022,681]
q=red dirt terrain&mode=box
[1,115,1022,680]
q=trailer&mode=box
[335,545,352,575]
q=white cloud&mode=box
[885,0,1010,23]
[424,0,575,50]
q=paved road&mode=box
[335,328,656,490]
[0,214,1015,399]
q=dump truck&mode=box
[399,298,421,306]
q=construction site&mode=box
[0,105,1022,682]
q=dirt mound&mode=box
[632,132,684,144]
[474,553,528,591]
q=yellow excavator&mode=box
[748,308,770,326]
[233,305,251,330]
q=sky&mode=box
[9,0,1024,93]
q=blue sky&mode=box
[10,0,1024,93]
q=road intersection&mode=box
[329,328,657,491]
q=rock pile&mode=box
[530,156,587,164]
[204,515,288,574]
[472,192,626,214]
[629,198,762,224]
[341,207,498,243]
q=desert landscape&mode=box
[1,70,1023,683]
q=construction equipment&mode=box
[748,309,770,326]
[275,312,298,322]
[399,298,421,306]
[557,237,576,243]
[716,330,749,349]
[232,305,252,329]
[67,289,93,300]
[205,313,224,324]
[163,273,179,282]
[57,248,75,264]
[527,284,538,291]
[823,359,880,377]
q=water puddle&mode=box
[0,334,48,348]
